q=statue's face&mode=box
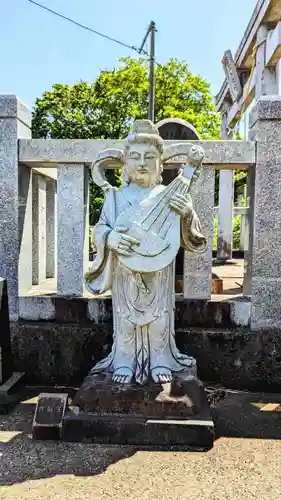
[124,142,161,188]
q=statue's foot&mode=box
[112,367,133,385]
[151,367,173,384]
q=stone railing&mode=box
[0,96,254,317]
[3,94,281,331]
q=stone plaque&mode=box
[222,50,242,102]
[32,393,68,440]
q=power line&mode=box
[27,0,148,56]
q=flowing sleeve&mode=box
[180,208,208,253]
[85,188,116,294]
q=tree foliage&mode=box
[32,57,220,223]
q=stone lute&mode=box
[114,162,201,273]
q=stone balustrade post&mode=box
[46,179,57,278]
[237,184,248,251]
[0,96,31,319]
[217,103,234,262]
[57,164,89,296]
[249,96,281,329]
[216,170,234,260]
[32,174,47,284]
[184,166,214,299]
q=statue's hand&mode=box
[170,193,193,218]
[107,227,140,255]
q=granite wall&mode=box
[11,295,281,392]
[10,319,281,392]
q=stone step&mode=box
[62,411,214,450]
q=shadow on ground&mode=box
[213,391,281,440]
[1,388,281,486]
[0,402,138,486]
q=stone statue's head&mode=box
[90,119,205,194]
[123,120,164,188]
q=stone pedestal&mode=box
[62,374,214,450]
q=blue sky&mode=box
[1,0,258,109]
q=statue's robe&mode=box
[86,183,207,384]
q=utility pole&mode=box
[148,21,156,122]
[138,21,156,123]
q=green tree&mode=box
[32,57,220,223]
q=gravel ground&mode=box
[0,400,281,500]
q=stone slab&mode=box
[32,392,68,440]
[18,139,255,168]
[63,375,214,449]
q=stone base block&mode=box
[62,374,214,450]
[0,372,25,414]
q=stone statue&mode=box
[85,120,207,386]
